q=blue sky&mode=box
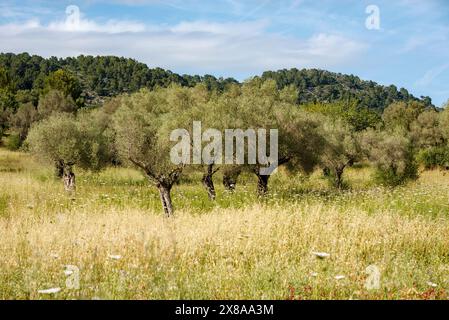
[1,0,448,106]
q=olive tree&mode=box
[112,88,189,216]
[26,111,111,191]
[276,108,326,192]
[382,101,426,131]
[224,79,325,196]
[169,84,220,200]
[38,90,77,119]
[362,129,418,185]
[410,110,444,148]
[320,119,362,189]
[9,102,39,143]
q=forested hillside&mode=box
[0,53,238,105]
[0,52,432,110]
[260,69,433,110]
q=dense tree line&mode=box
[1,53,433,111]
[260,68,433,110]
[0,52,238,106]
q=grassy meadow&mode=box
[0,148,449,300]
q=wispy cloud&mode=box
[415,63,449,87]
[0,6,366,77]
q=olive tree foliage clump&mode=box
[439,106,449,142]
[362,129,418,186]
[9,102,39,144]
[208,79,325,196]
[165,84,219,200]
[37,89,77,119]
[112,87,196,216]
[410,109,449,169]
[303,99,382,132]
[26,111,112,192]
[382,101,427,131]
[320,119,362,189]
[410,110,444,148]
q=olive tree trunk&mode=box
[253,157,289,197]
[255,173,270,197]
[55,160,64,178]
[202,164,219,200]
[157,183,174,217]
[129,158,184,217]
[334,165,345,189]
[63,165,76,192]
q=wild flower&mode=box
[38,287,61,294]
[312,251,330,259]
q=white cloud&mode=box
[0,7,367,77]
[47,19,146,33]
[415,63,449,87]
[169,20,268,36]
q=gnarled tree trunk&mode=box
[55,160,64,178]
[202,163,219,200]
[255,173,270,197]
[157,183,173,217]
[253,156,289,197]
[63,165,76,192]
[334,165,345,189]
[128,158,184,217]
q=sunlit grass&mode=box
[0,148,448,299]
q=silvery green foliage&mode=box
[410,110,444,148]
[362,128,417,185]
[37,90,77,118]
[382,101,426,131]
[320,118,362,188]
[112,86,195,177]
[26,111,111,171]
[439,107,449,145]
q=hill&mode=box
[0,52,433,110]
[260,69,433,110]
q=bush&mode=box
[362,129,418,186]
[4,133,21,151]
[374,160,418,186]
[417,147,449,170]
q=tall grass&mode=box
[0,148,448,299]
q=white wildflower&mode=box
[312,251,330,259]
[38,287,61,294]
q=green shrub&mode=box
[374,148,418,186]
[4,133,21,151]
[417,147,449,170]
[362,129,419,186]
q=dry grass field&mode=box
[0,148,448,299]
